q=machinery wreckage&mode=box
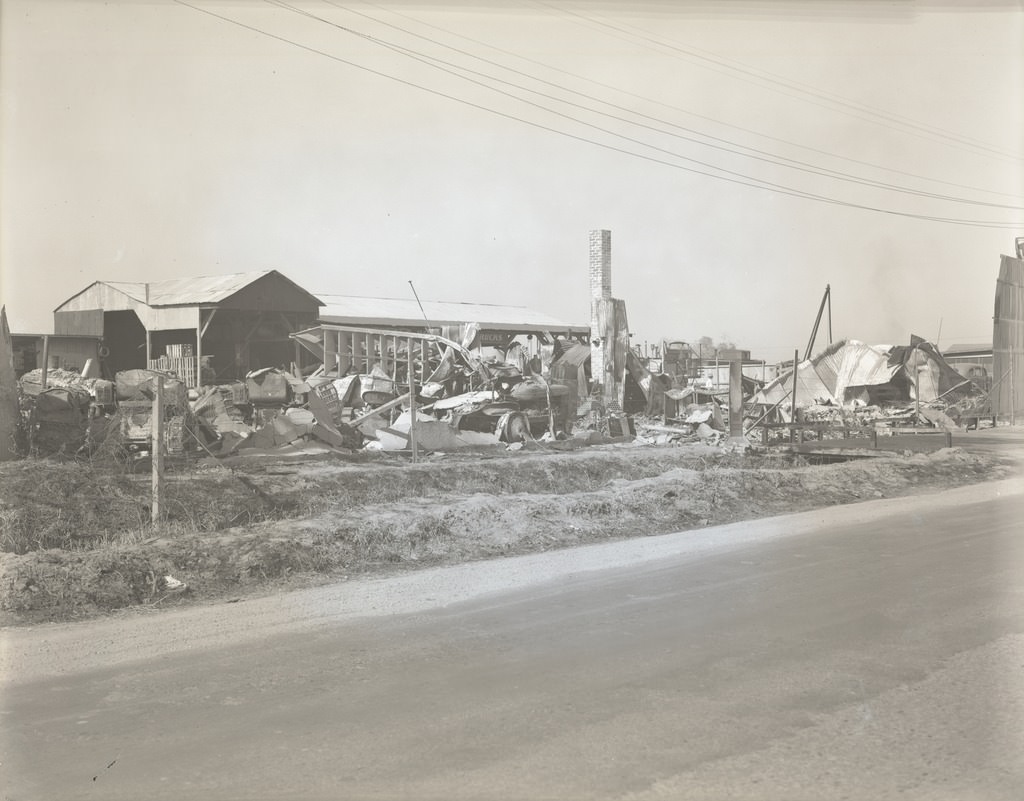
[15,323,588,458]
[11,318,992,459]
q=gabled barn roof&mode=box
[56,270,323,311]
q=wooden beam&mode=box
[350,391,411,425]
[199,308,218,338]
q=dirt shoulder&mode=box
[0,443,1015,625]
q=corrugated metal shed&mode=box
[317,294,587,334]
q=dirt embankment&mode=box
[0,445,1010,624]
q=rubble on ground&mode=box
[10,329,992,460]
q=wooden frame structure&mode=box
[291,324,490,388]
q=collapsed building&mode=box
[12,233,1015,458]
[751,336,985,429]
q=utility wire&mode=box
[172,0,1021,229]
[361,0,1024,202]
[534,0,1023,164]
[583,4,1023,163]
[316,0,1022,211]
[269,0,1022,224]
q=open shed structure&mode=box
[316,295,589,349]
[295,295,588,379]
[54,270,323,386]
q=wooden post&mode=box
[145,329,152,368]
[790,349,799,444]
[913,345,920,427]
[151,376,164,525]
[408,337,418,462]
[40,335,50,389]
[728,359,743,438]
[1011,355,1016,427]
[195,318,203,389]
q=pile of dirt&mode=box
[0,445,1010,623]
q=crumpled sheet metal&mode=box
[832,340,900,402]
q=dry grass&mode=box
[0,445,1011,623]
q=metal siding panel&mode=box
[993,254,1024,417]
[58,283,139,312]
[54,310,104,336]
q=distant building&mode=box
[941,343,993,393]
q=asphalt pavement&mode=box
[2,461,1023,800]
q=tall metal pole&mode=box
[827,285,833,347]
[408,281,432,329]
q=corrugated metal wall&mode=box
[992,254,1024,419]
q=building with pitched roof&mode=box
[54,270,323,384]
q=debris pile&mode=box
[747,336,986,443]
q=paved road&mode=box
[3,479,1023,800]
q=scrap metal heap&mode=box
[12,322,591,458]
[747,335,989,443]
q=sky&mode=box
[1,0,1022,362]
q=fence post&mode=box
[408,337,418,462]
[152,377,164,525]
[790,349,799,446]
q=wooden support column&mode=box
[728,360,743,438]
[339,331,350,376]
[195,315,203,389]
[408,336,418,462]
[145,329,153,368]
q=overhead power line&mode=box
[534,0,1024,164]
[172,0,1022,230]
[311,0,1022,212]
[363,0,1024,202]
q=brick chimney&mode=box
[589,230,611,381]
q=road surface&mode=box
[2,476,1023,800]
